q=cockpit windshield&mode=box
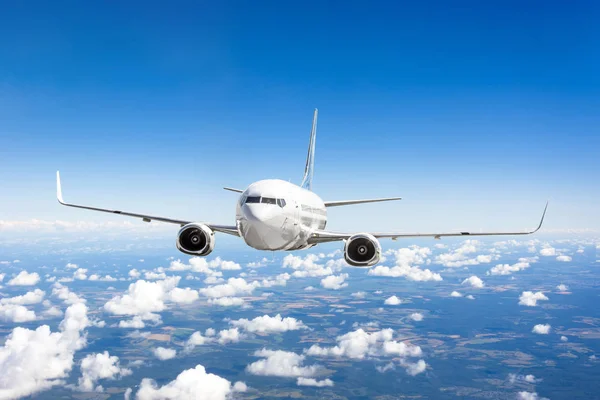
[244,196,286,208]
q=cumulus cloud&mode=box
[540,247,556,256]
[167,287,199,304]
[409,313,424,321]
[518,391,548,400]
[199,277,260,298]
[207,297,245,307]
[351,291,366,299]
[73,268,88,280]
[104,277,185,321]
[170,257,240,275]
[136,364,245,400]
[88,274,117,282]
[260,273,291,288]
[509,373,539,384]
[217,328,244,345]
[153,347,177,360]
[185,330,214,350]
[305,328,425,376]
[320,274,349,290]
[0,303,90,398]
[1,289,45,305]
[384,296,402,305]
[556,255,572,262]
[488,258,535,276]
[283,254,342,278]
[401,359,427,376]
[450,291,463,297]
[128,269,141,279]
[368,264,442,281]
[462,275,484,288]
[247,349,322,378]
[229,314,307,334]
[519,291,549,307]
[0,303,37,323]
[296,377,334,387]
[532,324,551,334]
[52,283,86,305]
[144,271,166,280]
[435,240,496,268]
[77,351,132,392]
[305,328,422,359]
[557,284,569,291]
[7,270,40,286]
[118,316,147,329]
[369,246,442,281]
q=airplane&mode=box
[56,109,548,267]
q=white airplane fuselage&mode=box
[236,179,326,251]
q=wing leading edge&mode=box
[56,171,240,237]
[324,197,402,207]
[309,202,549,244]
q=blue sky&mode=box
[1,1,599,233]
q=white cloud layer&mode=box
[368,246,442,281]
[532,324,551,334]
[1,289,45,305]
[136,364,245,400]
[0,303,90,399]
[247,349,321,378]
[229,314,307,334]
[7,271,40,286]
[296,377,334,387]
[320,274,348,290]
[384,296,402,305]
[305,328,425,376]
[519,291,549,307]
[462,275,484,288]
[77,351,132,392]
[153,347,177,360]
[104,277,197,321]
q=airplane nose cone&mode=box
[239,204,286,251]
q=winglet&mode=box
[56,171,65,204]
[533,201,549,233]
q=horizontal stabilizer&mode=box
[324,197,402,207]
[223,187,244,193]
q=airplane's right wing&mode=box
[308,202,548,244]
[56,171,240,237]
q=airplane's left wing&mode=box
[308,202,548,244]
[56,171,240,237]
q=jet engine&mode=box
[344,233,381,267]
[176,223,215,256]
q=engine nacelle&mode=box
[176,223,215,256]
[344,233,381,267]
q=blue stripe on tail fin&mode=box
[300,108,318,191]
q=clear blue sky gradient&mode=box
[1,1,598,232]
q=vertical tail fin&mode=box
[300,108,318,191]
